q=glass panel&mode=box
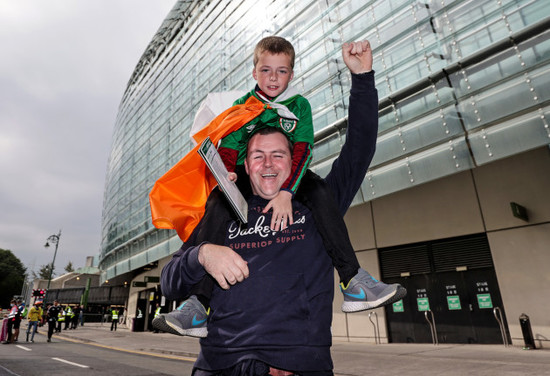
[468,106,550,165]
[361,137,474,200]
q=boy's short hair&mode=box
[253,36,295,70]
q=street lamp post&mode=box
[44,230,62,300]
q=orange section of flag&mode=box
[149,96,266,242]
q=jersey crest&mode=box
[279,118,297,133]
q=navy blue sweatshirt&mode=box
[160,71,378,372]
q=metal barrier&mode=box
[493,307,510,347]
[424,310,438,345]
[368,311,381,344]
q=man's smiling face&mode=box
[245,131,292,200]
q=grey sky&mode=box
[0,0,176,275]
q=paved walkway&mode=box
[50,322,550,375]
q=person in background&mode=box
[64,304,73,330]
[2,300,18,344]
[110,306,119,331]
[26,301,43,342]
[79,306,84,326]
[152,303,161,333]
[71,304,81,329]
[47,300,62,342]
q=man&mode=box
[26,301,43,342]
[152,303,161,333]
[64,305,73,330]
[46,300,62,342]
[161,40,378,375]
[110,307,119,331]
[71,304,81,329]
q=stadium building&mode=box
[99,0,550,346]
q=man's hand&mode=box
[342,40,372,74]
[198,243,249,289]
[262,190,293,231]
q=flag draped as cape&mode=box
[149,96,267,242]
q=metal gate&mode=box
[380,234,510,344]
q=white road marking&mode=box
[0,365,21,376]
[51,357,90,368]
[15,345,32,351]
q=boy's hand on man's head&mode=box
[342,40,373,74]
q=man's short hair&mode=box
[246,127,294,156]
[253,36,295,70]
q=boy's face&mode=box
[253,51,294,98]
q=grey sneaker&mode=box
[340,268,407,313]
[152,295,209,338]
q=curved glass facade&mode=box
[99,0,550,281]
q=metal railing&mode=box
[493,307,509,347]
[368,311,381,344]
[424,310,438,345]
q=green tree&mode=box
[64,261,74,273]
[0,248,26,308]
[37,263,54,280]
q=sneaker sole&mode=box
[342,285,407,313]
[152,315,208,338]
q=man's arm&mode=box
[324,41,378,215]
[161,241,249,298]
[160,242,206,300]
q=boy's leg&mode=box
[295,170,406,312]
[295,171,360,283]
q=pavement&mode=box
[47,322,550,375]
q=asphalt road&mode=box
[2,323,549,376]
[0,333,195,376]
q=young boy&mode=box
[153,37,406,337]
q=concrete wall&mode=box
[473,147,550,348]
[340,146,550,346]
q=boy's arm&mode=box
[280,96,314,194]
[280,141,312,194]
[218,146,239,173]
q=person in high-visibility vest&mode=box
[64,305,73,330]
[153,303,161,333]
[110,307,119,331]
[56,307,65,333]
